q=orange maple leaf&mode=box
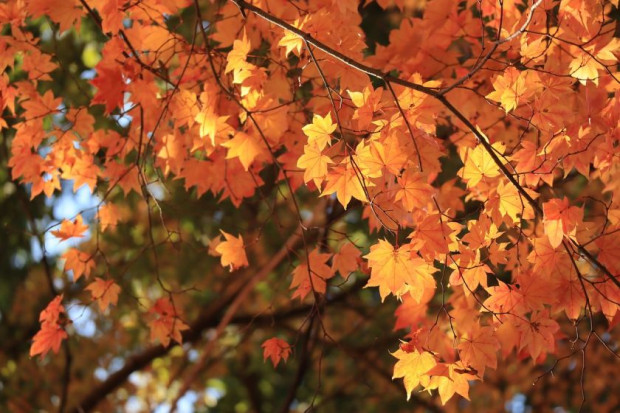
[215,231,249,272]
[97,203,121,232]
[51,215,88,241]
[222,131,264,171]
[30,324,68,359]
[486,67,536,112]
[194,110,231,146]
[30,295,69,358]
[290,250,334,300]
[331,242,361,279]
[516,310,559,360]
[348,86,383,129]
[365,240,435,302]
[61,248,95,282]
[91,63,124,113]
[483,281,525,315]
[148,297,189,347]
[86,278,121,311]
[426,362,474,405]
[409,214,455,260]
[261,337,292,367]
[457,324,499,376]
[225,30,251,76]
[395,169,434,212]
[542,197,582,249]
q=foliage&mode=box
[1,0,620,411]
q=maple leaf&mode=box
[331,242,361,278]
[426,362,473,405]
[516,310,559,360]
[516,271,558,312]
[86,278,121,311]
[457,325,499,376]
[225,30,251,76]
[20,90,62,119]
[100,0,124,34]
[61,248,95,282]
[353,140,385,178]
[486,67,536,112]
[527,236,571,275]
[409,214,455,260]
[278,16,308,56]
[26,0,83,34]
[460,141,505,188]
[483,281,525,315]
[98,203,121,232]
[51,215,88,241]
[569,54,599,86]
[348,86,383,129]
[555,267,586,320]
[395,169,434,211]
[297,143,333,187]
[30,295,69,358]
[302,112,337,150]
[365,240,435,302]
[392,348,436,401]
[450,261,492,291]
[261,337,292,367]
[38,295,66,325]
[215,231,249,272]
[148,298,189,347]
[494,180,522,223]
[91,63,124,113]
[222,131,264,171]
[290,250,334,300]
[595,231,620,275]
[30,324,68,358]
[195,110,231,146]
[542,197,582,249]
[321,158,367,209]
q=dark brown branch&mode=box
[278,313,316,413]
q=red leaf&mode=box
[261,337,291,367]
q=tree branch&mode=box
[69,241,362,412]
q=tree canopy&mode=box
[1,0,620,411]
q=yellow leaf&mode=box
[195,110,230,146]
[302,112,337,150]
[460,142,505,187]
[569,54,599,86]
[296,143,333,187]
[215,231,249,271]
[364,240,435,302]
[496,181,521,223]
[321,158,367,209]
[278,17,308,57]
[392,349,436,401]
